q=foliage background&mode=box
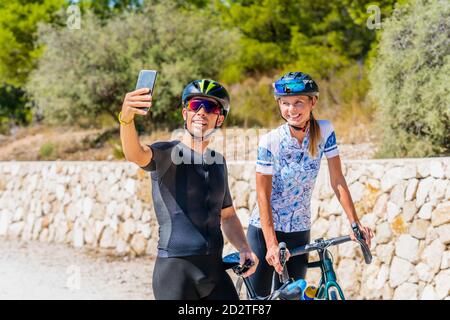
[0,0,448,157]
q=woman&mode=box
[247,71,374,296]
[119,79,258,299]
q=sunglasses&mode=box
[186,98,222,114]
[274,82,306,94]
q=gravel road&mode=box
[0,239,155,300]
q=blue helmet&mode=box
[273,72,319,98]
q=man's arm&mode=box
[119,88,153,167]
[221,206,258,277]
[120,120,152,167]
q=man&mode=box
[119,79,258,300]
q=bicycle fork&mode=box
[310,250,345,300]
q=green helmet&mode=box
[182,79,230,119]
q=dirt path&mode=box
[0,239,154,300]
[0,126,109,161]
[0,125,376,161]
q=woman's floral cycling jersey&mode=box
[249,120,339,232]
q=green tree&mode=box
[369,0,450,157]
[217,0,401,131]
[216,0,399,80]
[0,0,147,133]
[0,85,32,133]
[27,1,239,129]
[75,0,142,20]
[0,0,65,132]
[0,0,65,86]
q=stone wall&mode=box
[0,162,156,257]
[0,158,449,300]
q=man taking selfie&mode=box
[119,79,258,300]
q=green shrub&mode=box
[39,142,55,159]
[108,137,125,160]
[0,84,32,133]
[369,0,450,157]
[227,76,281,128]
[315,64,376,143]
[27,1,239,130]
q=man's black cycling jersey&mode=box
[140,140,233,258]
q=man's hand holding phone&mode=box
[120,88,152,124]
[119,70,158,124]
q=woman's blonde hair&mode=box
[308,111,321,158]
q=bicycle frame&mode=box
[224,226,372,300]
[308,249,345,300]
[237,247,346,300]
[227,246,347,300]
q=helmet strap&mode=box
[289,119,310,132]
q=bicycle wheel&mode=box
[327,287,340,300]
[235,277,244,298]
[329,290,338,300]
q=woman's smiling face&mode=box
[278,95,316,126]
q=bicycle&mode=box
[223,222,372,300]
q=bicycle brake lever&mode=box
[233,259,254,276]
[351,222,364,239]
[278,242,290,283]
[351,222,372,264]
[279,242,287,265]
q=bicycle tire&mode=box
[329,290,338,300]
[235,277,243,297]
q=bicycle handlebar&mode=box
[290,226,372,264]
[278,242,290,283]
[223,225,372,276]
[289,236,349,256]
[351,222,372,264]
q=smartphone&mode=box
[135,70,158,112]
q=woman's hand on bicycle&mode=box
[266,244,291,274]
[350,222,374,247]
[239,247,259,278]
[120,87,152,122]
